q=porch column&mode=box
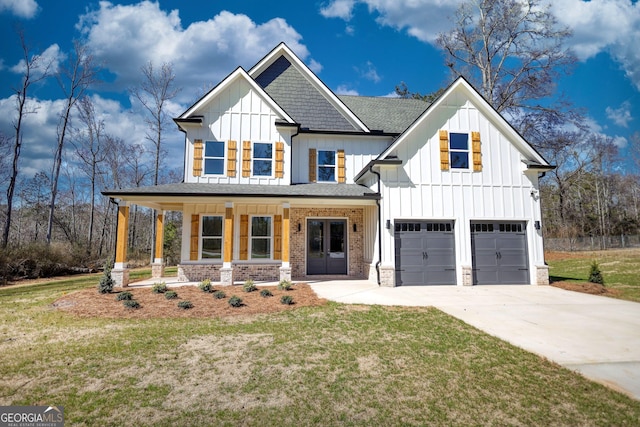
[112,202,130,287]
[220,202,234,285]
[279,202,292,281]
[152,211,165,278]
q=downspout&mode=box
[368,163,382,285]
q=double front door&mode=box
[307,219,347,275]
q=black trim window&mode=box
[318,150,336,182]
[204,141,225,175]
[251,216,272,259]
[253,142,273,176]
[201,216,223,259]
[449,133,469,169]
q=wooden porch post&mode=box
[220,202,234,285]
[152,211,165,278]
[280,203,291,281]
[113,203,130,287]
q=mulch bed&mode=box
[53,283,327,319]
[550,281,619,297]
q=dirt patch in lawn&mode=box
[550,281,619,297]
[52,283,326,319]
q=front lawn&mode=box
[1,274,639,426]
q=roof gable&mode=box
[249,43,370,133]
[338,95,429,134]
[177,66,294,124]
[379,77,550,165]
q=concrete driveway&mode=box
[308,281,640,400]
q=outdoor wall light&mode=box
[353,223,357,232]
[386,219,391,230]
[297,223,301,232]
[535,221,541,230]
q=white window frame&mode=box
[200,215,224,260]
[317,149,336,182]
[203,140,225,175]
[252,142,274,177]
[449,132,470,170]
[250,215,273,260]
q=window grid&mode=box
[201,215,223,259]
[253,142,273,177]
[250,216,272,259]
[204,141,225,175]
[449,133,469,169]
[317,150,336,182]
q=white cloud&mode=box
[606,101,633,128]
[356,61,381,83]
[308,59,323,74]
[612,135,628,148]
[335,85,359,95]
[77,2,309,102]
[9,44,65,77]
[0,0,39,19]
[320,0,356,19]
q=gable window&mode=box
[318,150,336,182]
[253,142,273,176]
[204,141,225,175]
[201,215,223,259]
[449,133,469,169]
[251,216,272,259]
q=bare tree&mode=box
[73,96,107,254]
[436,0,578,151]
[130,61,180,261]
[46,41,98,245]
[3,31,53,248]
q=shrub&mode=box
[165,290,178,300]
[213,290,226,299]
[280,295,294,305]
[198,279,213,292]
[177,300,193,309]
[228,295,243,307]
[278,279,293,291]
[123,299,140,309]
[97,262,115,294]
[115,291,133,301]
[243,280,257,292]
[152,282,168,294]
[260,289,273,298]
[589,260,605,285]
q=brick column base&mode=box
[379,266,395,287]
[112,269,130,288]
[220,267,233,286]
[536,265,550,285]
[461,266,473,286]
[151,263,165,279]
[279,266,291,282]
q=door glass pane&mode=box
[330,221,344,253]
[308,220,323,258]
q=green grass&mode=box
[547,248,640,302]
[1,274,640,426]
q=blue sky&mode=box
[0,0,638,179]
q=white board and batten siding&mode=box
[379,94,545,285]
[184,78,293,186]
[291,134,392,184]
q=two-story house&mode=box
[103,42,553,288]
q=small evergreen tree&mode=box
[588,260,604,285]
[97,262,115,293]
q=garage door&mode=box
[471,222,529,285]
[394,221,456,286]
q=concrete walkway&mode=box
[308,280,640,400]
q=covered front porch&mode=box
[103,182,380,288]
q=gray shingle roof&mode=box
[339,95,429,134]
[255,56,358,132]
[103,182,379,199]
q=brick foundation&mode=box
[111,268,130,288]
[461,265,473,286]
[177,264,222,282]
[178,263,281,284]
[151,263,165,279]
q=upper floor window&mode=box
[449,133,469,169]
[253,142,273,176]
[318,150,336,182]
[251,216,272,259]
[201,215,223,259]
[204,141,225,175]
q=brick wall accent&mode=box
[461,265,473,286]
[536,265,550,285]
[290,207,366,279]
[178,264,222,282]
[178,263,281,283]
